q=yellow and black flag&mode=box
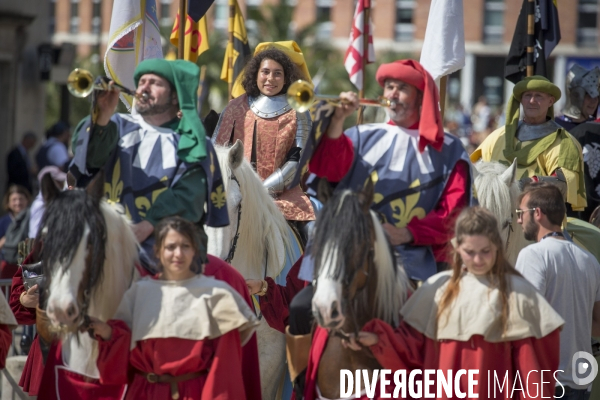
[170,0,213,63]
[221,0,251,95]
[505,0,561,84]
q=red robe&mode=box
[9,266,44,395]
[258,256,307,333]
[308,126,470,263]
[96,320,246,400]
[304,322,561,400]
[38,256,262,400]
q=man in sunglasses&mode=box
[515,182,600,399]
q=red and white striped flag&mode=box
[344,0,374,91]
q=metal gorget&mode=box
[516,119,562,142]
[249,94,292,119]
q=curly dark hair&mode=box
[241,48,304,98]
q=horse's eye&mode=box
[502,220,511,230]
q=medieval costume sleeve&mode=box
[10,266,45,395]
[258,256,307,333]
[9,267,36,325]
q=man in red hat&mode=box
[307,59,474,282]
[284,60,474,399]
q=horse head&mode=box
[41,171,138,331]
[473,158,528,264]
[311,179,408,331]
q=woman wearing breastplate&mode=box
[213,43,315,227]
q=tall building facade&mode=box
[51,0,600,110]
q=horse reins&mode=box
[225,174,242,264]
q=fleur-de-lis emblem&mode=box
[389,179,426,228]
[211,185,226,209]
[105,159,124,204]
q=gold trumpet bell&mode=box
[67,68,96,98]
[287,80,315,113]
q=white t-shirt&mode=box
[516,237,600,390]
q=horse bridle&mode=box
[225,174,242,264]
[328,246,375,344]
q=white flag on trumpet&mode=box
[419,0,465,83]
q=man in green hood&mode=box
[471,75,586,212]
[70,59,229,268]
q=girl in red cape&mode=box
[88,216,259,400]
[304,207,564,400]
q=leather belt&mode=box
[135,369,206,399]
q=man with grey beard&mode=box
[304,59,475,284]
[69,59,229,269]
[515,182,600,399]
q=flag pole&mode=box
[439,75,448,121]
[357,0,370,125]
[198,65,207,114]
[526,0,534,76]
[177,0,187,59]
[227,0,235,100]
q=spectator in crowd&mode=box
[36,121,71,172]
[6,132,37,193]
[515,182,600,399]
[471,95,491,134]
[0,185,31,253]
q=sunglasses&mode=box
[515,208,537,218]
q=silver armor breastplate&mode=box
[516,119,561,142]
[248,94,292,119]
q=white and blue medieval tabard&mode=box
[71,113,230,256]
[308,123,475,281]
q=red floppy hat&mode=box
[376,59,444,152]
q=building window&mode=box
[70,0,80,34]
[160,0,173,26]
[483,0,504,44]
[92,0,102,34]
[316,0,333,40]
[395,0,415,42]
[49,0,56,35]
[578,0,598,47]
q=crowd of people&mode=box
[0,39,599,400]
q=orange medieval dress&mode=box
[214,93,315,221]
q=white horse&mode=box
[474,159,600,264]
[41,172,139,383]
[206,140,302,400]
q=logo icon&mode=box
[572,351,599,386]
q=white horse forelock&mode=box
[212,145,292,279]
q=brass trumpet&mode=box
[286,79,396,113]
[67,68,147,100]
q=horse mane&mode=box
[88,201,139,320]
[370,210,408,327]
[312,189,407,327]
[214,145,292,278]
[41,190,107,308]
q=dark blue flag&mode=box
[188,0,215,22]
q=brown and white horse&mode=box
[40,172,139,378]
[310,179,410,398]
